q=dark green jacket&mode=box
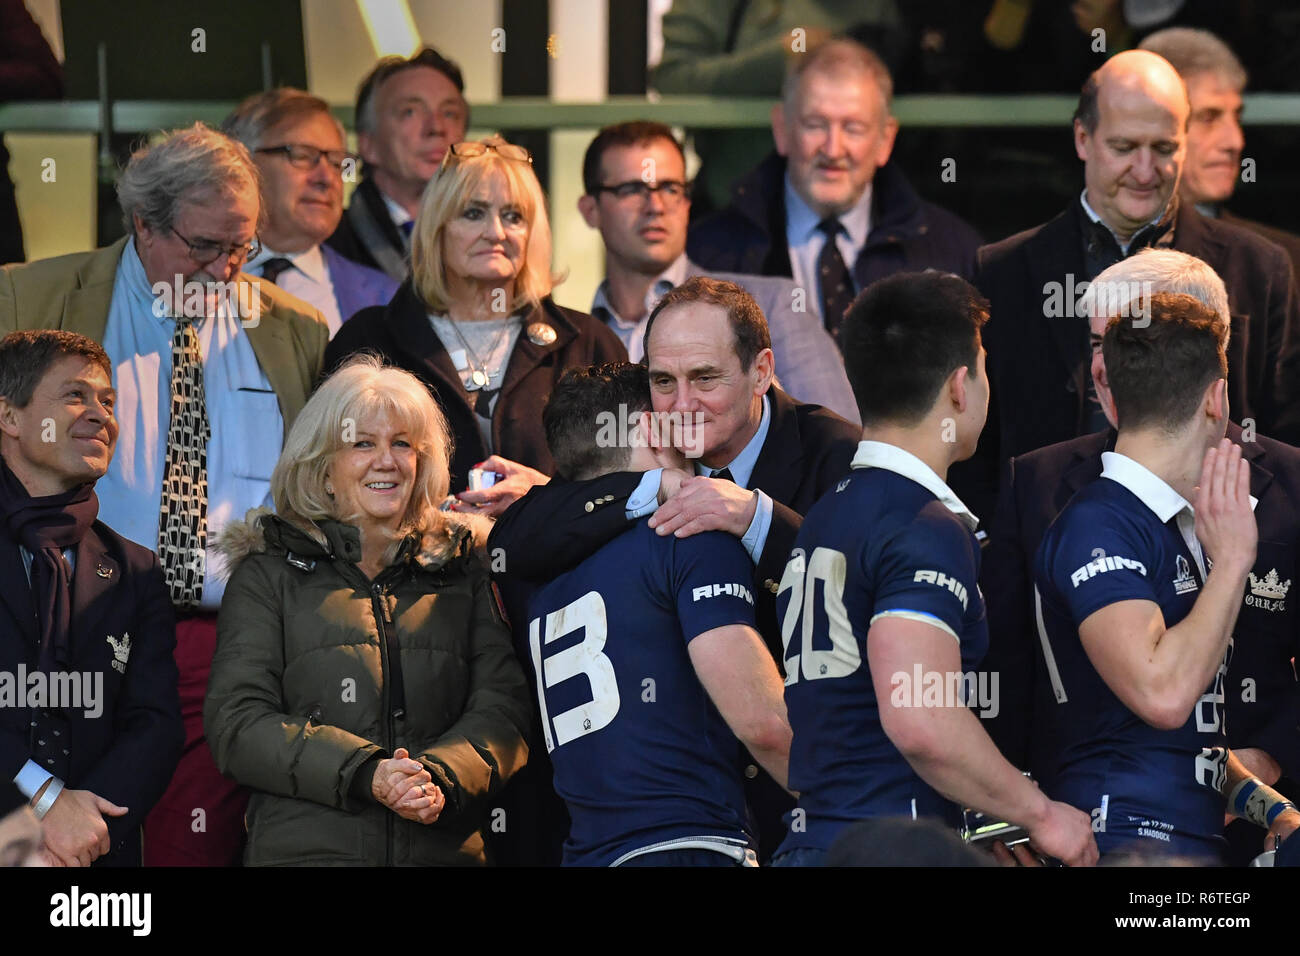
[205,510,530,866]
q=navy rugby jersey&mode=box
[1034,452,1231,855]
[524,519,759,866]
[778,441,987,855]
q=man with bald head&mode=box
[957,49,1300,524]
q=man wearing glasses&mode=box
[224,88,397,335]
[0,122,329,866]
[326,47,469,282]
[578,122,858,424]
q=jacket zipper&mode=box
[371,577,404,867]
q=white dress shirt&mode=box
[248,245,343,335]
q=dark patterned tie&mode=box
[816,217,855,340]
[259,257,293,285]
[712,467,735,484]
[158,316,210,608]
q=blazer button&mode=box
[585,501,594,512]
[744,764,758,779]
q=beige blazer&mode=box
[0,237,329,435]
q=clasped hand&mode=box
[371,747,445,824]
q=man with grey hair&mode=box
[223,88,397,333]
[325,46,468,282]
[687,36,980,337]
[0,122,328,866]
[1139,27,1300,276]
[982,248,1300,863]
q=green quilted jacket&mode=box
[205,509,530,866]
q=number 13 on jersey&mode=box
[529,591,621,753]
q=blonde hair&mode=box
[270,355,452,564]
[410,135,558,313]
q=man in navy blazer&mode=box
[489,278,860,864]
[0,330,182,867]
[686,38,980,334]
[224,89,398,335]
[981,250,1299,865]
[962,50,1300,524]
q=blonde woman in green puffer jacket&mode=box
[205,355,530,866]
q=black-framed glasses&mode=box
[169,226,260,267]
[447,141,533,164]
[595,180,691,205]
[256,144,353,171]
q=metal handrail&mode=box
[3,93,1300,133]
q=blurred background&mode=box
[4,0,1299,312]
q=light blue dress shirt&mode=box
[590,254,690,363]
[627,394,774,563]
[784,176,872,319]
[95,239,284,610]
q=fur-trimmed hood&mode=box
[216,506,495,578]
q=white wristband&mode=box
[31,777,64,820]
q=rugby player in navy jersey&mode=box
[1035,292,1300,861]
[981,249,1300,865]
[771,272,1097,867]
[524,362,792,866]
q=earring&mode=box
[325,482,334,495]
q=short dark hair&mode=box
[644,277,772,372]
[355,46,466,135]
[582,121,686,196]
[1103,291,1227,433]
[0,330,112,409]
[544,362,651,480]
[1074,69,1102,134]
[840,272,989,427]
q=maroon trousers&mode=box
[142,615,248,866]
